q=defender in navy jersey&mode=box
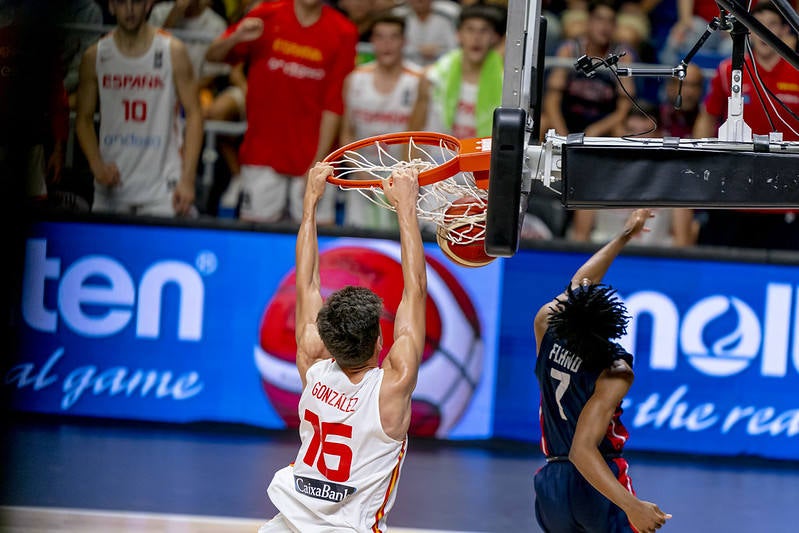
[533,209,671,533]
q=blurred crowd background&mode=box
[1,0,798,251]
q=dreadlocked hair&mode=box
[548,283,631,372]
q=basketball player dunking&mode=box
[75,0,202,217]
[259,164,427,532]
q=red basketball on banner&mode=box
[255,240,483,437]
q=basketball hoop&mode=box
[322,131,493,249]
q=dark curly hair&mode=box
[548,283,631,372]
[316,286,383,368]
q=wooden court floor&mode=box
[3,414,799,532]
[0,506,468,533]
[0,506,264,533]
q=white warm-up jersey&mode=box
[343,62,422,229]
[346,62,422,140]
[268,360,407,532]
[95,31,182,208]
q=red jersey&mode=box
[703,56,799,213]
[694,0,721,23]
[222,1,357,174]
[703,55,799,142]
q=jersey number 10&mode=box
[302,409,354,482]
[123,99,148,122]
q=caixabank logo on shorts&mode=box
[620,284,799,378]
[254,239,483,438]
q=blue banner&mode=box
[8,221,799,460]
[7,222,502,440]
[495,249,799,460]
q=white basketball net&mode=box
[326,137,487,244]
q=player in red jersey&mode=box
[205,0,358,224]
[694,2,799,141]
[534,209,672,533]
[692,2,799,250]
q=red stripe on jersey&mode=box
[606,406,629,451]
[538,402,551,456]
[371,437,407,532]
[612,457,639,533]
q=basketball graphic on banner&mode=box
[254,240,483,437]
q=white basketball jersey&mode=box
[451,81,477,139]
[95,31,182,207]
[268,360,407,532]
[346,62,422,140]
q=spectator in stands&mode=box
[614,1,651,55]
[693,2,799,142]
[643,0,677,57]
[568,104,697,247]
[658,0,731,69]
[402,0,459,66]
[692,1,799,250]
[559,0,589,40]
[397,0,460,24]
[339,13,425,230]
[543,0,636,137]
[339,0,375,42]
[417,3,505,139]
[659,62,704,138]
[75,0,203,217]
[338,0,378,65]
[205,0,357,224]
[615,0,661,102]
[204,62,248,216]
[203,0,264,216]
[148,0,229,108]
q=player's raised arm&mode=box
[205,16,264,63]
[534,209,653,353]
[294,163,333,386]
[379,167,426,440]
[571,208,652,288]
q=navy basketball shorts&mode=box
[533,458,636,533]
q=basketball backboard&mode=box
[484,0,546,257]
[485,0,799,258]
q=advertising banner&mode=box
[9,221,799,460]
[496,249,799,460]
[6,222,501,440]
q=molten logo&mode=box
[621,284,799,378]
[21,239,205,340]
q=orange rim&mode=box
[322,132,491,188]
